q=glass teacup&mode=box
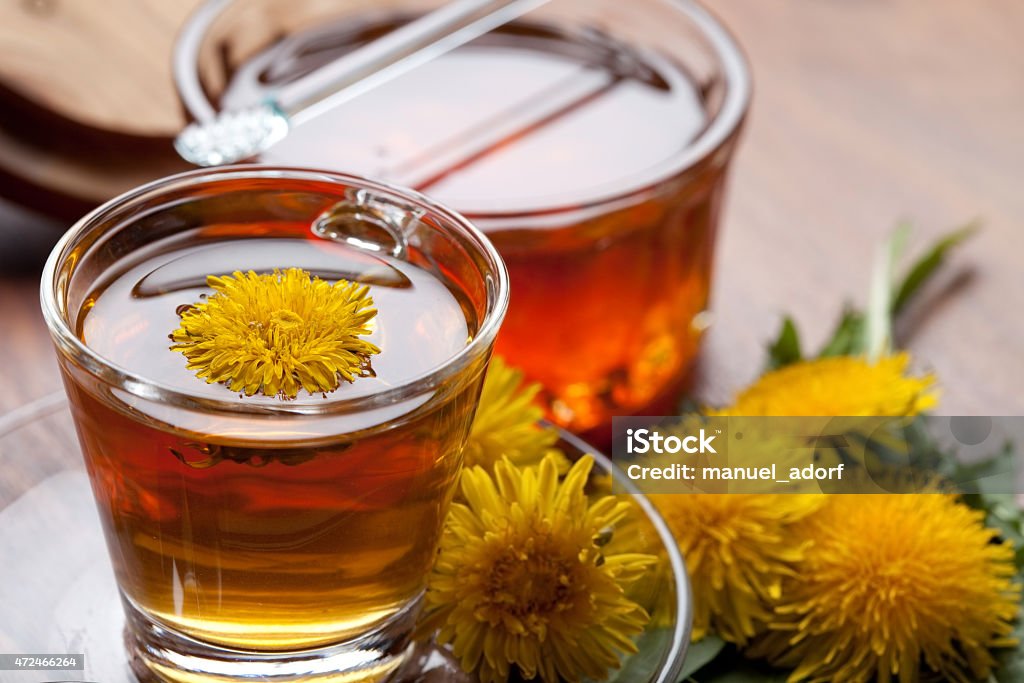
[40,167,509,683]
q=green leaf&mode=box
[677,636,726,681]
[892,223,977,315]
[766,317,802,370]
[863,224,911,360]
[952,443,1017,495]
[778,222,975,365]
[611,628,676,682]
[818,307,865,358]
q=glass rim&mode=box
[39,165,510,417]
[173,0,751,218]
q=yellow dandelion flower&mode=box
[464,356,567,471]
[749,494,1020,682]
[170,268,379,398]
[713,353,937,417]
[650,494,822,645]
[424,454,655,683]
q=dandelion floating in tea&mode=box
[170,267,380,398]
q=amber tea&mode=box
[42,170,508,683]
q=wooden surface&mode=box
[693,0,1024,412]
[2,0,1023,419]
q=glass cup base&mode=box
[123,594,420,683]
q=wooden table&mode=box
[2,0,1023,418]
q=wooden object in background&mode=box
[0,0,203,217]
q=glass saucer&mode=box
[0,394,690,683]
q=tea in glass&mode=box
[41,168,508,682]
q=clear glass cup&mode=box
[174,0,751,442]
[39,167,509,683]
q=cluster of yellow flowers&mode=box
[423,352,1021,683]
[654,353,1020,682]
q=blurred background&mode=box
[2,0,1022,416]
